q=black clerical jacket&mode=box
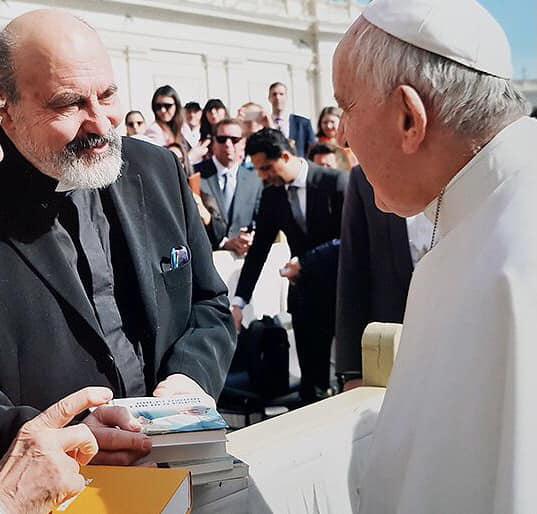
[0,131,236,456]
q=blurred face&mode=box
[213,123,243,168]
[320,113,340,139]
[313,152,337,169]
[269,85,287,112]
[125,112,146,136]
[207,107,226,126]
[2,28,123,189]
[154,95,176,123]
[185,109,202,129]
[251,151,292,186]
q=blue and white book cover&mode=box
[110,396,228,435]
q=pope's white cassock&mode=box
[358,116,537,513]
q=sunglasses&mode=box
[155,103,175,112]
[215,135,242,145]
[126,121,144,128]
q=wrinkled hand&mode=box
[231,305,244,332]
[192,193,211,225]
[153,374,216,408]
[0,387,112,514]
[223,232,253,257]
[82,405,151,466]
[279,257,301,284]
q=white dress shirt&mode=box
[212,155,239,195]
[181,123,201,148]
[284,158,308,220]
[272,113,290,139]
[405,212,433,266]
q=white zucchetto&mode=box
[362,0,513,79]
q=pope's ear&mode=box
[396,85,427,154]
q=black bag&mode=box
[246,315,290,399]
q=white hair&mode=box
[345,18,530,137]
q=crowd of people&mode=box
[0,0,536,512]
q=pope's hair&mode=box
[342,18,530,138]
[0,28,18,104]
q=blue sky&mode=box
[480,0,537,79]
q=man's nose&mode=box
[82,102,113,137]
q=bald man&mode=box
[0,10,235,462]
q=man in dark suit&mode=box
[269,82,316,158]
[336,166,431,390]
[0,10,235,461]
[232,129,348,402]
[195,119,262,255]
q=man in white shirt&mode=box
[332,0,534,512]
[268,82,315,158]
[195,119,262,255]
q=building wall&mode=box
[0,0,362,129]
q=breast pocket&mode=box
[161,262,192,292]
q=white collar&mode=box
[212,155,239,178]
[286,158,308,189]
[425,117,537,242]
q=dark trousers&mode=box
[291,288,335,403]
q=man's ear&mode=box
[281,151,292,163]
[395,85,427,154]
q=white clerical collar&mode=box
[286,158,308,189]
[212,155,239,178]
[55,182,75,193]
[425,116,537,244]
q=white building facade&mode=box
[0,0,363,126]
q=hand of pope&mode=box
[82,405,151,466]
[0,387,111,514]
[153,374,216,408]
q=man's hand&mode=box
[153,374,216,408]
[82,404,151,467]
[223,232,253,257]
[279,257,301,284]
[187,139,210,163]
[192,193,211,225]
[0,387,112,514]
[231,305,243,332]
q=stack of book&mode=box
[109,396,246,485]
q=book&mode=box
[109,396,228,435]
[144,440,228,465]
[54,465,191,514]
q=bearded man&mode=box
[332,0,535,512]
[0,10,235,463]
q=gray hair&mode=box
[0,28,18,103]
[347,19,530,137]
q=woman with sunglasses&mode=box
[125,110,146,136]
[145,85,208,173]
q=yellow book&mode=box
[54,465,191,514]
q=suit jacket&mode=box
[0,130,236,456]
[235,161,348,312]
[335,166,413,375]
[195,159,262,249]
[289,114,316,158]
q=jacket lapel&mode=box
[305,164,321,235]
[8,227,105,339]
[106,163,158,340]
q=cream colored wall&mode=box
[0,0,362,131]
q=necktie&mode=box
[222,171,234,216]
[287,185,307,233]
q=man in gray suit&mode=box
[195,119,262,256]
